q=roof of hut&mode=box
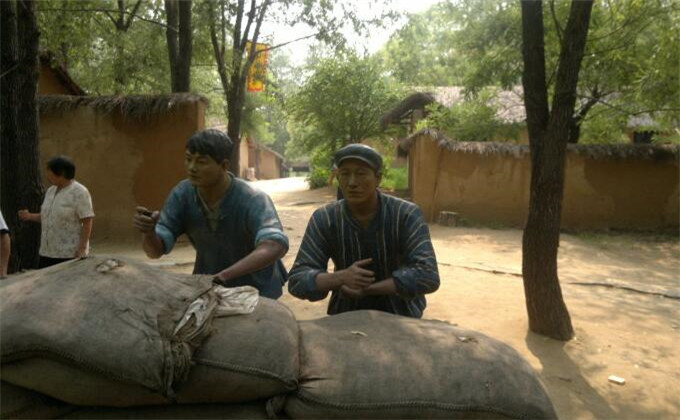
[39,93,208,121]
[381,86,526,130]
[399,128,680,162]
[40,52,86,96]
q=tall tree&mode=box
[206,0,272,176]
[520,0,594,340]
[0,0,44,271]
[165,0,192,92]
[37,1,174,95]
[204,0,390,176]
[380,2,464,86]
[106,0,143,93]
[291,53,401,151]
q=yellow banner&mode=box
[246,42,268,92]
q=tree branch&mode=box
[257,31,326,54]
[40,7,172,29]
[124,0,143,30]
[549,0,563,45]
[103,10,119,27]
[240,0,257,52]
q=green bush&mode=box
[306,147,333,189]
[380,166,408,191]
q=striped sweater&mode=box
[288,191,439,318]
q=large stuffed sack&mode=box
[0,257,215,406]
[285,310,557,419]
[60,402,271,419]
[174,297,299,403]
[1,381,75,419]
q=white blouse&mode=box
[39,181,94,258]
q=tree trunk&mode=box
[1,0,44,272]
[177,0,192,91]
[164,0,192,92]
[1,0,20,271]
[520,0,593,341]
[113,30,127,94]
[227,79,244,176]
[164,0,179,89]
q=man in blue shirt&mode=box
[288,144,439,317]
[133,129,288,299]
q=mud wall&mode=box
[257,148,281,180]
[39,101,205,242]
[410,134,679,230]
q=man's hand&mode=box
[18,209,30,222]
[338,258,374,289]
[133,206,160,233]
[340,284,365,299]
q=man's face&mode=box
[337,159,380,205]
[184,151,227,187]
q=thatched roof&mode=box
[39,94,209,120]
[401,128,680,162]
[380,92,437,130]
[40,52,86,96]
[381,86,526,130]
[256,141,285,161]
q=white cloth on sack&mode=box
[173,285,259,335]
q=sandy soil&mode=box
[95,177,680,420]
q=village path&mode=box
[94,176,680,420]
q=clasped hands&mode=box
[337,258,375,299]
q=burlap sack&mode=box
[175,298,299,403]
[60,402,270,419]
[0,257,215,406]
[285,310,557,419]
[0,381,75,420]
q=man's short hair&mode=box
[47,155,76,180]
[334,144,383,175]
[186,129,234,164]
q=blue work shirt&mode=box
[155,176,289,299]
[288,191,440,317]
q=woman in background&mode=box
[19,156,94,268]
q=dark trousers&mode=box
[39,256,73,268]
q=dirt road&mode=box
[97,177,680,420]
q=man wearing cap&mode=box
[133,129,289,299]
[288,144,440,317]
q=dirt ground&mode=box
[95,177,680,420]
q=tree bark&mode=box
[1,0,44,271]
[177,0,192,91]
[1,0,20,271]
[164,0,179,87]
[165,0,192,92]
[520,0,593,341]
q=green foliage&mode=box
[379,2,464,86]
[416,89,520,142]
[381,0,679,143]
[578,111,629,144]
[38,0,171,95]
[306,147,333,189]
[380,165,407,191]
[288,52,403,182]
[290,53,403,147]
